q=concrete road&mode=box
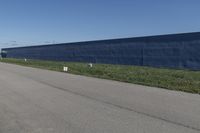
[0,62,199,133]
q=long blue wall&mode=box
[2,32,200,70]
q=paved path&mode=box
[0,62,199,133]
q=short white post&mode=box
[88,63,93,68]
[63,66,68,72]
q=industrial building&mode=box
[2,32,200,70]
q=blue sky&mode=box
[0,0,200,48]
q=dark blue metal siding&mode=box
[2,32,200,70]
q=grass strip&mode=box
[0,58,200,94]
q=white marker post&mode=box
[63,66,68,72]
[88,63,93,68]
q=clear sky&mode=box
[0,0,200,48]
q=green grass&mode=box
[0,58,200,94]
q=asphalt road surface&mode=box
[0,62,200,133]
